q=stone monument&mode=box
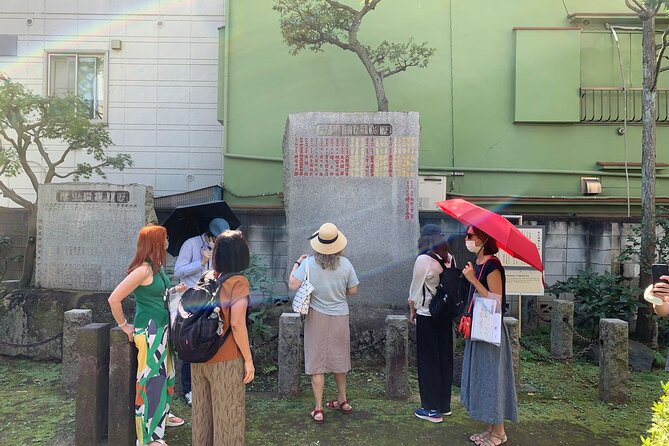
[283,112,420,306]
[35,183,156,291]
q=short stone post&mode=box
[551,300,574,358]
[599,318,629,403]
[504,317,520,392]
[62,309,93,396]
[75,323,111,446]
[385,315,409,400]
[278,313,302,397]
[521,296,539,335]
[108,327,138,446]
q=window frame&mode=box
[45,50,109,124]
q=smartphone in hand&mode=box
[652,264,669,285]
[647,264,669,305]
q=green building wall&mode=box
[219,0,669,215]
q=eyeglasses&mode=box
[465,233,476,240]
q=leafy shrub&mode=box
[243,253,275,351]
[618,207,669,274]
[0,235,22,282]
[641,381,669,446]
[546,270,640,333]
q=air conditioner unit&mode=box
[418,176,446,211]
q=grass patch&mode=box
[0,338,666,446]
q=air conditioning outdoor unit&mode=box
[418,176,446,211]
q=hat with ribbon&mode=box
[308,223,347,255]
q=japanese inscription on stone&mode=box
[35,183,149,291]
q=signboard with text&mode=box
[497,225,545,295]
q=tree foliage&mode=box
[0,74,132,285]
[273,0,435,111]
[0,74,132,209]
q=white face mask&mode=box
[465,240,478,253]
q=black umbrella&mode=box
[162,200,240,256]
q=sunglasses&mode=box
[465,233,476,239]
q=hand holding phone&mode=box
[647,264,669,305]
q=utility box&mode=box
[418,176,446,211]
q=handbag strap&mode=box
[466,258,492,314]
[304,258,310,283]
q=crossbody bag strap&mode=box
[466,258,491,313]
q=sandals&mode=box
[326,399,353,414]
[477,433,508,446]
[165,413,184,427]
[310,409,324,424]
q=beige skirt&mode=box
[304,309,351,375]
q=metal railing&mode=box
[580,87,669,123]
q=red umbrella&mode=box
[436,198,544,272]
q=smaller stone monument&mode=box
[35,183,156,291]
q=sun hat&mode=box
[208,218,230,237]
[308,223,347,255]
[420,224,444,237]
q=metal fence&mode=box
[580,87,669,123]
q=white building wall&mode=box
[0,0,225,207]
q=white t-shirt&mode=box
[408,253,454,317]
[292,256,359,316]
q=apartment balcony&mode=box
[580,87,669,123]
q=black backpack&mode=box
[425,252,468,320]
[172,272,242,363]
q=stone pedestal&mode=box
[283,112,419,307]
[278,313,302,397]
[551,299,574,358]
[599,318,629,404]
[521,296,538,335]
[62,309,93,396]
[35,182,155,291]
[108,327,137,446]
[504,317,520,392]
[385,315,409,400]
[75,323,111,446]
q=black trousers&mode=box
[416,314,454,413]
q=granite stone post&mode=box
[385,315,409,400]
[75,323,111,446]
[521,296,539,335]
[108,327,137,446]
[599,318,629,403]
[62,309,93,396]
[278,313,303,397]
[504,317,520,392]
[551,299,574,359]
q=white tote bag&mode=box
[292,261,314,315]
[470,294,502,347]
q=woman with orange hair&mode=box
[108,224,187,446]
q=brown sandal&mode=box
[310,409,324,424]
[477,433,507,446]
[326,399,353,414]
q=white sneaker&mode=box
[185,391,192,406]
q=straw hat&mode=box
[308,223,347,255]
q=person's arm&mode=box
[462,262,503,304]
[227,282,254,384]
[648,276,669,316]
[174,238,203,279]
[288,254,308,291]
[108,264,152,342]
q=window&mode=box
[47,53,106,121]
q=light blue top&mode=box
[174,233,211,288]
[292,256,359,316]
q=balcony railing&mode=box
[580,87,669,123]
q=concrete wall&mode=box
[0,0,225,207]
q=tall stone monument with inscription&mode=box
[283,112,420,306]
[35,183,156,291]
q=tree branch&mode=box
[323,0,357,15]
[653,26,669,90]
[0,178,33,209]
[33,138,54,169]
[626,0,645,15]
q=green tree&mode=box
[0,74,132,286]
[273,0,435,111]
[625,0,669,342]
